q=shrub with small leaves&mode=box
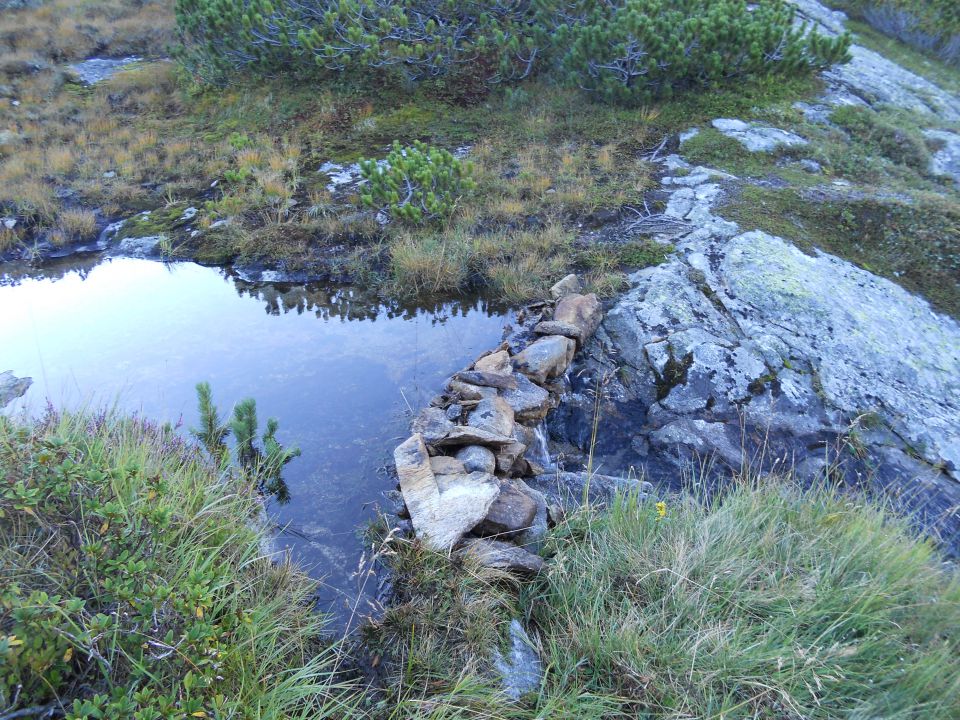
[359,141,476,224]
[0,411,350,720]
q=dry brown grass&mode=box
[57,208,97,243]
[0,1,177,249]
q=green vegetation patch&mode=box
[0,412,356,720]
[366,481,960,717]
[177,0,850,104]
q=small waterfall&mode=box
[527,421,554,470]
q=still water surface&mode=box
[0,257,509,615]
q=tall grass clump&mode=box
[525,481,960,717]
[0,411,357,719]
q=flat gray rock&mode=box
[0,371,31,408]
[493,619,543,701]
[925,129,960,184]
[711,118,808,152]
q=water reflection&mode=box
[1,257,510,618]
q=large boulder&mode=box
[394,434,500,550]
[512,336,575,385]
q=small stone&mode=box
[553,293,602,343]
[457,445,497,474]
[468,396,515,438]
[430,455,466,476]
[453,370,518,390]
[461,538,544,574]
[533,319,584,343]
[447,379,498,401]
[102,171,117,179]
[550,274,582,301]
[512,335,576,385]
[475,481,538,537]
[474,349,512,376]
[445,403,463,421]
[799,159,822,174]
[496,441,527,475]
[411,407,455,445]
[433,425,515,449]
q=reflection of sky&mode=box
[0,258,508,616]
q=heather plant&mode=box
[0,412,354,720]
[359,141,476,224]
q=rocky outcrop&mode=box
[392,278,651,566]
[790,0,960,121]
[549,151,960,556]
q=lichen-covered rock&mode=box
[512,335,576,385]
[533,320,584,345]
[711,118,808,152]
[411,407,455,445]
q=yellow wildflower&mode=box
[656,501,667,519]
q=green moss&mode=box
[115,203,193,241]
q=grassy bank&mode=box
[368,480,960,718]
[3,413,959,718]
[0,411,357,719]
